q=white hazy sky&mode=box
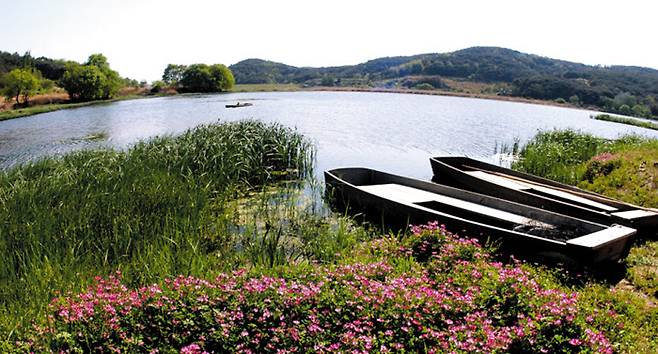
[2,0,657,81]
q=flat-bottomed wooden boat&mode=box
[429,156,658,237]
[325,167,636,264]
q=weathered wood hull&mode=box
[325,167,636,264]
[429,156,658,238]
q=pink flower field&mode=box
[22,223,617,353]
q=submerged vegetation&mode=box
[0,122,657,352]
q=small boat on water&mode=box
[325,167,636,264]
[429,156,658,236]
[225,102,253,108]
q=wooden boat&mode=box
[225,102,253,108]
[430,156,658,236]
[324,167,636,264]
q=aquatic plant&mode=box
[512,129,606,184]
[592,114,658,131]
[0,120,315,333]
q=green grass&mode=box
[0,120,319,336]
[626,241,658,298]
[593,113,658,131]
[511,129,647,185]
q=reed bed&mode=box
[511,129,647,185]
[0,120,321,334]
[592,113,658,131]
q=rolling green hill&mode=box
[229,47,658,118]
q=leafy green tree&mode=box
[618,104,632,116]
[613,92,636,108]
[162,64,187,85]
[150,80,165,93]
[320,76,335,86]
[85,54,122,98]
[209,64,235,90]
[40,78,55,92]
[59,54,122,101]
[631,104,651,118]
[1,68,40,105]
[179,63,234,93]
[86,53,112,70]
[123,78,139,87]
[179,64,214,92]
[60,63,107,101]
[34,57,68,81]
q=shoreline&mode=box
[0,85,592,122]
[233,83,589,109]
[303,86,586,109]
[0,93,171,122]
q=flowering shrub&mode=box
[22,223,615,353]
[583,154,621,183]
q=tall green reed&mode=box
[0,120,316,333]
[512,129,607,184]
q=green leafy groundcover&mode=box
[18,223,618,353]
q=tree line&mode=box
[153,63,234,93]
[1,50,236,106]
[0,51,136,105]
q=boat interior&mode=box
[360,183,551,231]
[328,168,637,250]
[333,168,590,237]
[450,161,658,222]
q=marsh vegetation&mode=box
[0,122,657,352]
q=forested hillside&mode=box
[230,47,658,118]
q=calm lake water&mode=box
[2,91,658,180]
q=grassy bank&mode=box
[592,113,658,131]
[0,100,115,121]
[0,93,162,121]
[512,129,658,206]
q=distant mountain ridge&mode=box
[229,47,658,118]
[231,47,658,85]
